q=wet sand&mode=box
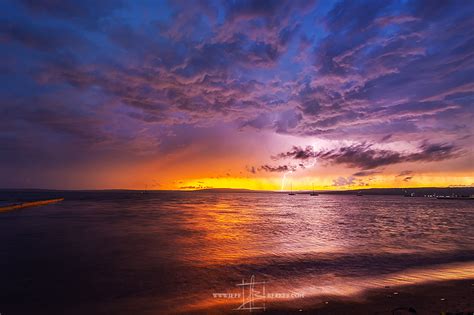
[264,279,473,315]
[188,279,474,314]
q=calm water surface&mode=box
[0,191,473,314]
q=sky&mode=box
[0,0,473,190]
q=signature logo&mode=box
[234,275,267,311]
[212,275,305,312]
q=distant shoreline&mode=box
[0,187,473,196]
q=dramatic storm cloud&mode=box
[0,0,472,189]
[273,142,460,170]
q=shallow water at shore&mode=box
[0,191,473,314]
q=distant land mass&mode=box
[191,187,474,196]
[1,187,473,197]
[318,187,474,196]
[191,188,259,193]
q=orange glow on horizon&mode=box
[165,173,474,191]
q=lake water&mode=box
[0,191,473,314]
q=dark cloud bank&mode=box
[260,142,461,173]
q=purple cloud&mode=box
[274,142,460,170]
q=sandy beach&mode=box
[270,279,474,315]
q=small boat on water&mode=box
[288,184,295,195]
[356,191,363,196]
[141,184,149,194]
[404,190,416,197]
[310,184,318,196]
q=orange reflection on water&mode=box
[175,197,262,265]
[176,194,351,266]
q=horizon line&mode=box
[1,186,473,192]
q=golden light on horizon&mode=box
[166,172,474,191]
